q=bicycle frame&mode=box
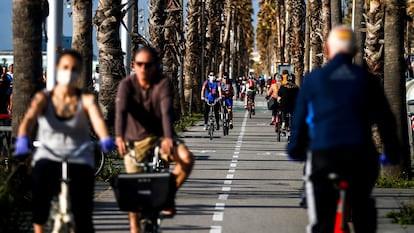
[221,101,230,136]
[328,173,351,233]
[205,99,220,140]
[33,141,96,233]
[119,142,170,233]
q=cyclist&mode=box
[220,72,234,129]
[244,76,256,114]
[115,46,194,233]
[288,25,399,233]
[201,71,222,130]
[266,74,282,125]
[14,50,115,233]
[277,74,299,129]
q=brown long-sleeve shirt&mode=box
[115,74,174,141]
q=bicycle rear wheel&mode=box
[276,120,281,142]
[94,149,105,177]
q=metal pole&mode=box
[178,0,185,116]
[46,0,63,90]
[121,0,132,75]
[201,0,205,86]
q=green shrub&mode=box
[386,200,414,225]
[376,177,414,188]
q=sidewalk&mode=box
[375,188,414,233]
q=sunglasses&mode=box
[134,61,155,69]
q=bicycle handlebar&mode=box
[204,98,221,106]
[33,141,97,160]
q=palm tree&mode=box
[72,0,93,92]
[163,0,184,116]
[149,0,167,54]
[93,0,125,123]
[331,0,342,26]
[354,0,366,66]
[364,0,385,78]
[12,0,44,136]
[205,0,224,74]
[288,0,305,84]
[309,0,323,68]
[383,0,411,177]
[184,0,202,113]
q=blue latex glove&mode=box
[100,137,116,153]
[380,153,392,166]
[14,136,29,156]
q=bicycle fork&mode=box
[334,181,350,233]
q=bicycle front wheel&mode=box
[94,148,105,177]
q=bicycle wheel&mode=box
[209,123,214,140]
[94,147,105,177]
[140,218,158,233]
[276,120,281,142]
[248,103,252,119]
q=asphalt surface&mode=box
[93,98,414,233]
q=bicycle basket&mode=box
[111,173,171,212]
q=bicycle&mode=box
[328,173,352,233]
[111,141,171,233]
[0,114,12,167]
[221,101,230,136]
[275,109,283,142]
[33,140,98,233]
[205,99,220,140]
[275,110,291,142]
[246,93,255,119]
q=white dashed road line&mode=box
[209,111,248,233]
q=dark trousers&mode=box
[307,146,379,233]
[32,159,95,233]
[204,101,220,126]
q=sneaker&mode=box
[269,121,275,125]
[203,124,208,130]
[161,206,176,218]
[244,105,247,109]
[216,124,220,130]
[162,174,177,218]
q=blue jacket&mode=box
[288,54,399,163]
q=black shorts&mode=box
[32,159,95,232]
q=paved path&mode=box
[93,98,414,233]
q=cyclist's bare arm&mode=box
[82,94,110,140]
[17,92,48,137]
[200,84,205,100]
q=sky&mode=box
[0,0,259,51]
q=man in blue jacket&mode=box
[288,25,399,233]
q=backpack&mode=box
[248,79,254,90]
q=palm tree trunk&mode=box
[383,0,411,178]
[331,0,342,26]
[309,0,323,69]
[72,0,93,92]
[304,1,310,74]
[354,0,366,66]
[184,0,201,113]
[364,0,384,78]
[219,1,232,75]
[149,0,167,54]
[12,0,43,137]
[163,1,183,117]
[94,0,126,123]
[290,0,305,84]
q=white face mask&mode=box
[56,70,80,86]
[208,75,215,82]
